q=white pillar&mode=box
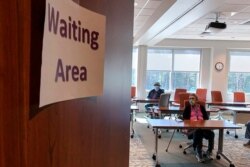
[137,45,148,98]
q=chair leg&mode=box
[183,143,193,150]
[211,110,225,120]
[182,142,208,154]
[165,129,176,152]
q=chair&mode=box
[154,93,171,118]
[179,93,190,109]
[211,91,237,137]
[159,93,171,108]
[210,90,224,120]
[173,92,190,120]
[171,88,187,106]
[233,91,245,102]
[131,86,136,98]
[230,91,245,138]
[164,93,189,150]
[179,130,196,154]
[179,100,208,154]
[166,100,207,153]
[150,93,171,138]
[196,88,207,102]
[211,90,223,102]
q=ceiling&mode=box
[133,0,250,46]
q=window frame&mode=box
[145,47,201,92]
[227,49,250,93]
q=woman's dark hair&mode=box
[189,93,199,101]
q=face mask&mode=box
[154,86,160,91]
[189,99,195,106]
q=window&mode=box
[146,48,171,90]
[172,49,200,91]
[132,48,138,86]
[146,48,201,91]
[228,50,250,93]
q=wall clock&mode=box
[215,62,224,71]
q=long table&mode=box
[206,101,250,121]
[147,119,241,167]
[208,104,250,138]
[226,106,250,124]
[132,100,250,108]
[131,98,159,105]
[130,105,139,138]
[157,106,219,115]
[206,101,250,107]
[149,106,219,138]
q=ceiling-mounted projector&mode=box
[208,21,227,29]
[201,12,227,35]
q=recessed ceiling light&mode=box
[134,2,138,6]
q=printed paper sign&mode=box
[40,0,106,107]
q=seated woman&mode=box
[244,121,250,147]
[183,93,215,163]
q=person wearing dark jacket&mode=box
[244,121,250,147]
[145,82,164,111]
[183,93,214,163]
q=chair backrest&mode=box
[158,93,171,108]
[196,88,207,102]
[174,88,187,103]
[211,90,223,102]
[131,86,136,98]
[179,92,190,108]
[233,91,245,102]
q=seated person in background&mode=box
[145,82,164,112]
[244,121,250,147]
[183,93,215,163]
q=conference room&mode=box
[2,0,250,167]
[130,0,250,167]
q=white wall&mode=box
[136,39,250,101]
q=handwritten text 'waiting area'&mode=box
[46,3,102,82]
[48,3,99,50]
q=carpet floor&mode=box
[129,112,250,167]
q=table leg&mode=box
[153,127,161,167]
[212,110,225,120]
[166,129,176,152]
[233,111,238,138]
[217,129,223,154]
[226,111,238,138]
[233,111,236,124]
[130,109,134,138]
[217,129,235,167]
